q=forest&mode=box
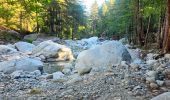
[1,0,170,99]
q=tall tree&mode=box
[90,0,99,34]
[0,0,86,39]
[163,0,170,53]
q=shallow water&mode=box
[44,62,70,74]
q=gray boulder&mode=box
[32,40,74,61]
[14,42,35,52]
[15,57,43,71]
[0,45,17,55]
[0,60,16,73]
[0,57,43,73]
[24,34,38,41]
[75,41,131,75]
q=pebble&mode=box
[146,77,155,83]
[156,80,164,86]
[164,54,170,59]
[146,71,157,77]
[53,71,65,80]
[150,83,159,89]
[2,40,170,99]
[130,63,139,71]
[164,80,170,86]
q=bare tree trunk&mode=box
[163,0,170,53]
[145,15,151,48]
[136,0,143,46]
[157,0,163,48]
[133,0,138,45]
[161,16,166,49]
[49,7,55,33]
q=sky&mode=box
[81,0,105,11]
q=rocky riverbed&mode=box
[0,35,170,100]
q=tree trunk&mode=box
[145,15,151,48]
[157,0,163,48]
[163,0,170,53]
[133,0,138,45]
[136,0,143,46]
[20,11,22,34]
[161,16,166,49]
[49,7,55,33]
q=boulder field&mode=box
[1,36,169,100]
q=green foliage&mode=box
[88,0,166,39]
[0,0,87,39]
[0,31,20,42]
[25,39,33,43]
[0,0,166,40]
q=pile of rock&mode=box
[0,40,74,74]
[2,36,170,99]
[65,37,101,57]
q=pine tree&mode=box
[90,0,99,35]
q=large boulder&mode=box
[24,34,38,41]
[151,92,170,100]
[32,40,74,61]
[15,57,43,71]
[75,41,132,75]
[0,45,17,55]
[0,60,16,73]
[14,41,35,52]
[0,57,43,73]
[81,37,99,46]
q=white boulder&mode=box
[151,92,170,100]
[75,41,132,75]
[14,42,35,52]
[32,40,74,61]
